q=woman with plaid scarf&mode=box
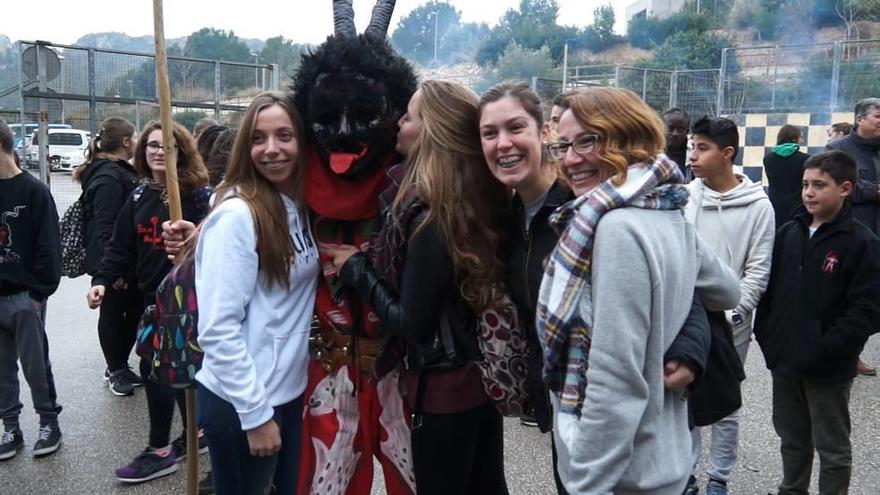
[535,88,741,494]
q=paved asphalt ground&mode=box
[2,172,879,494]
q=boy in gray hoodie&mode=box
[684,117,776,495]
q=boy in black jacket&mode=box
[754,150,880,494]
[0,122,63,460]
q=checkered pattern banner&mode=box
[726,112,853,184]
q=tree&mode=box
[494,42,557,82]
[637,29,731,70]
[476,0,564,65]
[592,5,618,47]
[259,36,305,79]
[391,1,461,65]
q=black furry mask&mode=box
[292,35,417,179]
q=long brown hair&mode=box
[133,121,209,192]
[564,87,666,185]
[73,117,134,182]
[213,91,306,290]
[394,80,509,311]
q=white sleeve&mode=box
[694,231,742,312]
[735,201,775,315]
[557,220,652,494]
[195,200,272,430]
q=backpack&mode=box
[59,195,87,278]
[474,295,530,417]
[135,233,202,389]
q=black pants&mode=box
[98,284,143,373]
[411,402,508,495]
[140,357,187,448]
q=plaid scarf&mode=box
[536,154,688,417]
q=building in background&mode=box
[626,0,687,30]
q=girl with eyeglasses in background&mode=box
[86,121,212,484]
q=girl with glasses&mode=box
[86,120,212,484]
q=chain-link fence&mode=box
[558,39,880,118]
[9,40,278,209]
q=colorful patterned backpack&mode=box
[474,294,530,417]
[135,241,202,389]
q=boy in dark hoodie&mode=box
[0,122,63,460]
[754,150,880,494]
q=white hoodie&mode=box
[685,174,775,346]
[195,195,318,430]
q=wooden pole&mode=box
[152,2,196,495]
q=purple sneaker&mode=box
[115,447,178,483]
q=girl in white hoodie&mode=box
[185,92,318,495]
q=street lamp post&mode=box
[251,52,259,90]
[432,11,438,63]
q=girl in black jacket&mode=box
[74,117,142,396]
[324,80,511,495]
[86,121,211,484]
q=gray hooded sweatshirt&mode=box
[552,207,741,495]
[685,174,776,346]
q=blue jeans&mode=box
[197,383,303,495]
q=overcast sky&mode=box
[3,0,627,45]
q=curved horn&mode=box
[365,0,396,39]
[333,0,356,37]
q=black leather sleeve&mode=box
[665,295,711,379]
[339,222,454,343]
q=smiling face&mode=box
[250,104,300,196]
[479,96,545,192]
[556,109,606,196]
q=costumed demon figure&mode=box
[292,1,418,494]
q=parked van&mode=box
[25,128,91,171]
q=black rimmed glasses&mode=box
[145,141,177,153]
[547,133,599,160]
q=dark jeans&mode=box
[0,292,61,426]
[197,383,303,495]
[411,401,509,495]
[772,371,853,495]
[98,284,143,372]
[139,357,187,448]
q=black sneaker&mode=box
[32,422,62,457]
[198,470,214,494]
[519,412,539,428]
[115,447,178,483]
[171,431,209,462]
[122,367,144,387]
[0,426,24,461]
[108,369,135,396]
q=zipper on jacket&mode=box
[522,227,534,312]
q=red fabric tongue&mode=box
[329,147,367,175]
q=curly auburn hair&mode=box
[133,120,209,193]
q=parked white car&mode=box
[25,129,91,171]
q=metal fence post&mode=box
[831,41,842,113]
[213,61,221,120]
[88,48,97,136]
[670,71,678,108]
[771,45,779,110]
[270,64,280,90]
[614,65,621,87]
[530,76,538,92]
[18,42,25,134]
[38,112,49,185]
[716,49,727,116]
[642,69,648,100]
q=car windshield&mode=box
[48,133,83,146]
